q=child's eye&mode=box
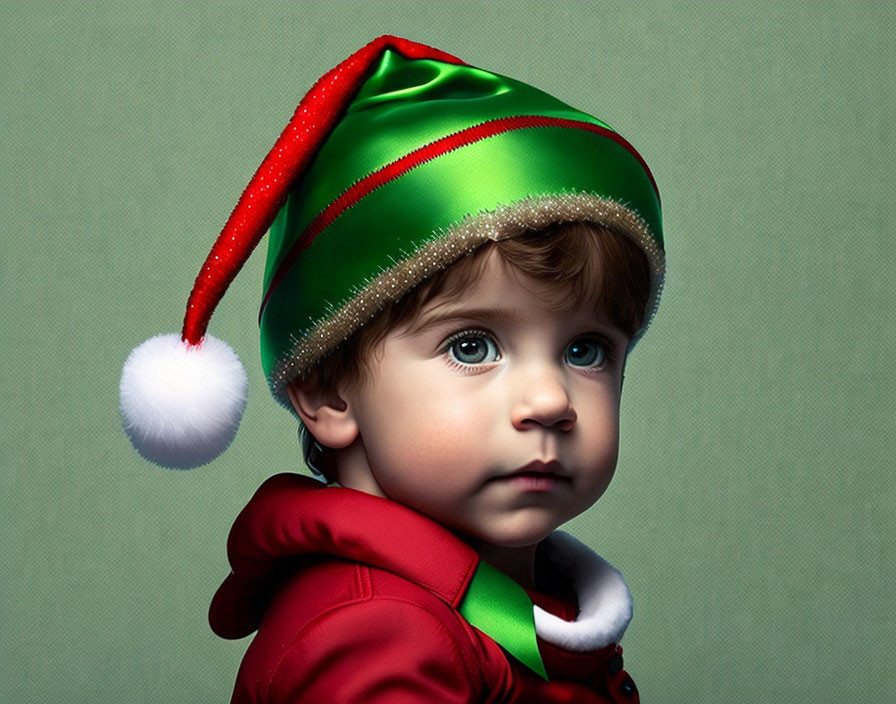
[444,332,501,366]
[564,338,608,368]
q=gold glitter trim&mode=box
[270,192,664,405]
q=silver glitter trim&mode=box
[270,192,664,406]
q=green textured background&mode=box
[2,1,893,701]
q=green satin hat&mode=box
[259,38,664,406]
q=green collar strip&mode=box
[458,560,549,681]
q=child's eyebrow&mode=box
[407,307,525,335]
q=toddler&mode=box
[120,35,664,703]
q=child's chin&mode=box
[473,520,560,549]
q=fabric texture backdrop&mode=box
[1,1,893,702]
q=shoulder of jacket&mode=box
[233,560,504,703]
[264,558,471,630]
[242,577,497,703]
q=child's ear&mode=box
[286,380,359,450]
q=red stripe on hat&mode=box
[181,36,467,346]
[259,115,659,317]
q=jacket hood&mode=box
[209,473,478,639]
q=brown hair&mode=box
[295,221,651,475]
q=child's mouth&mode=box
[489,460,571,491]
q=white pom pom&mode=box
[119,333,248,469]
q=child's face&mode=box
[340,249,628,548]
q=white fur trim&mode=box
[533,531,633,650]
[119,333,248,469]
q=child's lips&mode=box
[488,460,572,488]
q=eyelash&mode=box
[439,330,618,371]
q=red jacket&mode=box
[210,473,640,703]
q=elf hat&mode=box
[119,35,664,469]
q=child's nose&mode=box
[510,368,577,431]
